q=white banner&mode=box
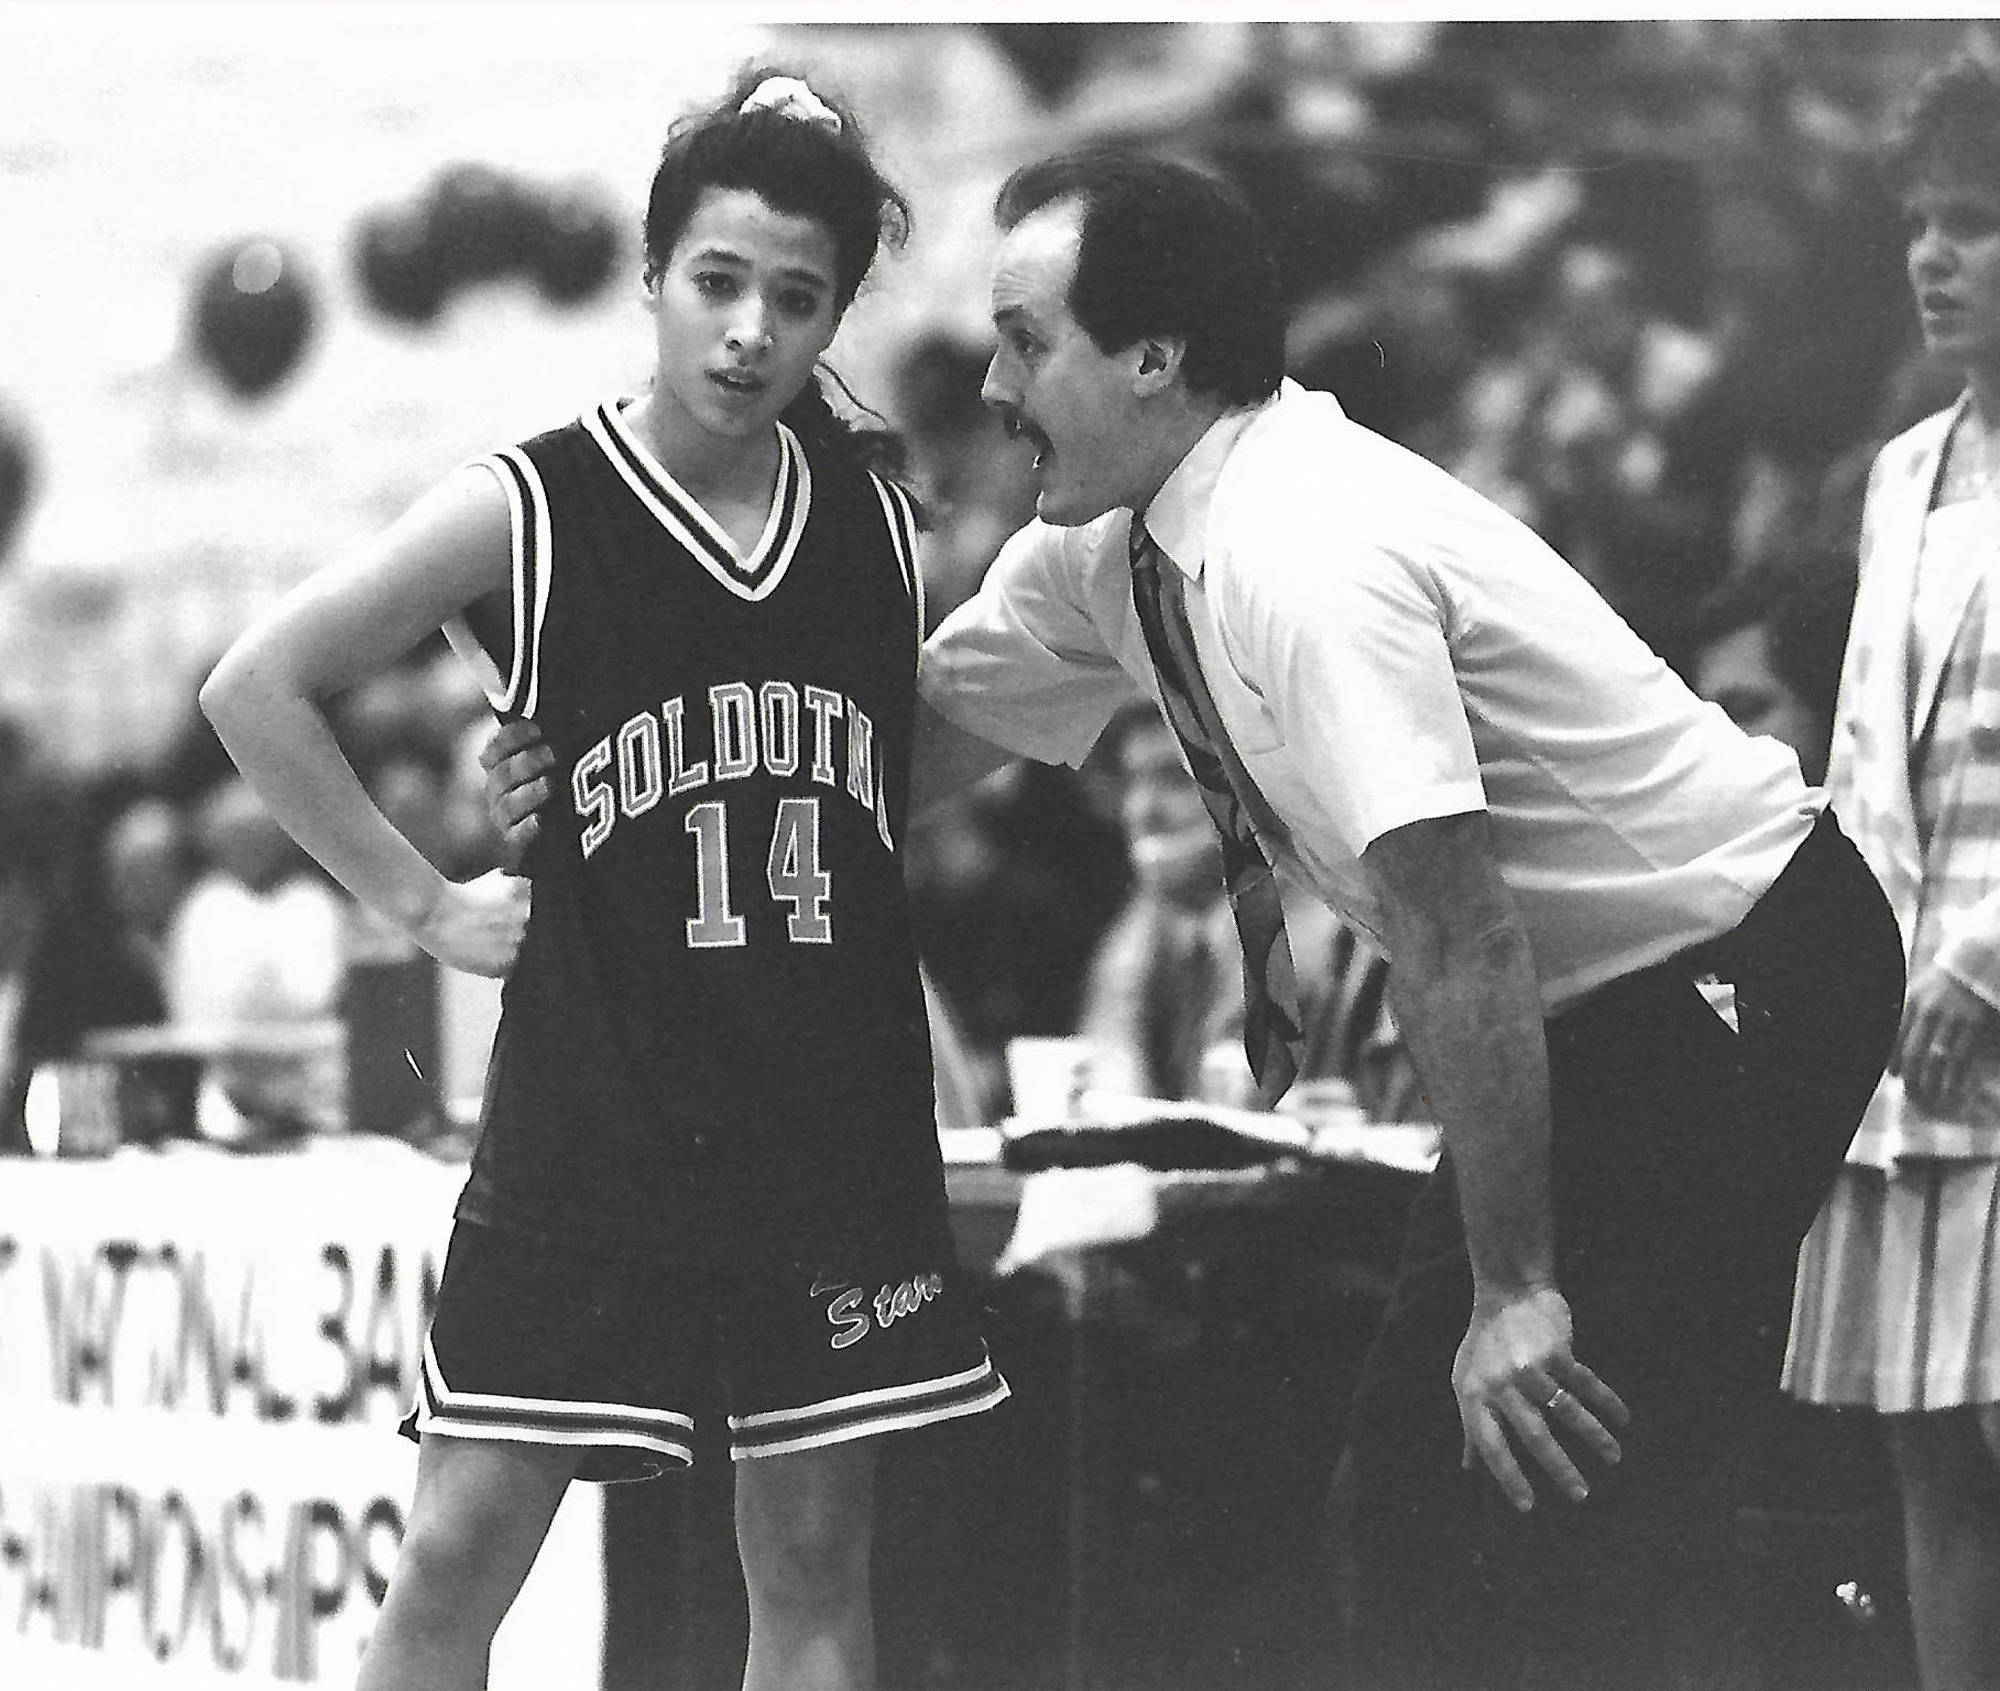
[0,1139,602,1688]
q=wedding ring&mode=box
[1543,1387,1571,1415]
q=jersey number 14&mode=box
[683,797,833,947]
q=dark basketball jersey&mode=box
[449,400,945,1268]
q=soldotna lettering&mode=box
[571,680,890,860]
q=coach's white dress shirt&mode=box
[922,381,1820,1012]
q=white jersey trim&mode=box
[451,448,554,719]
[869,473,925,674]
[585,400,812,603]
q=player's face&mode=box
[1904,168,2000,378]
[647,188,841,447]
[983,201,1150,526]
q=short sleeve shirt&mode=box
[921,382,1821,1011]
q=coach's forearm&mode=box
[1392,919,1555,1297]
[1363,812,1556,1298]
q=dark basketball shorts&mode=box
[398,1219,1010,1482]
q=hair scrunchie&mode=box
[738,76,842,134]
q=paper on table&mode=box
[994,1163,1163,1274]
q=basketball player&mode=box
[198,70,1007,1691]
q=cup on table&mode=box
[1005,1035,1098,1122]
[1195,1039,1258,1109]
[22,1061,124,1157]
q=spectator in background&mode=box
[1448,239,1724,664]
[164,773,348,1143]
[0,766,179,1152]
[0,767,76,1152]
[889,330,1038,629]
[1077,704,1242,1103]
[1079,704,1423,1121]
[1286,243,1492,469]
[99,790,199,968]
[1686,556,1855,787]
[905,757,1127,1124]
[1782,56,2000,1691]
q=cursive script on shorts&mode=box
[818,1272,945,1350]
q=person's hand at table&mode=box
[1453,1283,1629,1511]
[479,719,557,869]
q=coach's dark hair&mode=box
[644,65,912,480]
[994,151,1286,407]
[1880,51,2000,197]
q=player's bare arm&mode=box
[1361,808,1630,1511]
[201,467,531,978]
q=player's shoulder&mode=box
[514,403,607,468]
[458,404,607,505]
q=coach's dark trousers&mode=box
[1342,810,1904,1691]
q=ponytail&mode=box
[782,370,925,522]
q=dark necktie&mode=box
[1128,518,1303,1103]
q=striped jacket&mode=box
[1833,396,2000,1162]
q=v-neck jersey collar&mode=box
[584,398,813,601]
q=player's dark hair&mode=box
[644,66,912,482]
[1880,52,2000,198]
[993,151,1286,408]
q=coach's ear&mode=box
[479,718,557,869]
[1131,334,1188,398]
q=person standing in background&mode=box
[1784,56,2000,1691]
[1079,702,1422,1120]
[0,767,184,1154]
[164,774,349,1142]
[1686,557,1854,787]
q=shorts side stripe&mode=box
[416,1340,696,1466]
[729,1353,1010,1460]
[418,1337,695,1432]
[730,1352,1001,1431]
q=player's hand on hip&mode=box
[414,868,532,978]
[1452,1284,1628,1512]
[479,718,557,869]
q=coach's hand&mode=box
[479,718,557,870]
[1453,1284,1628,1512]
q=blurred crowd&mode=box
[0,638,501,1150]
[0,17,1985,1146]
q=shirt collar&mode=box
[1137,381,1289,579]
